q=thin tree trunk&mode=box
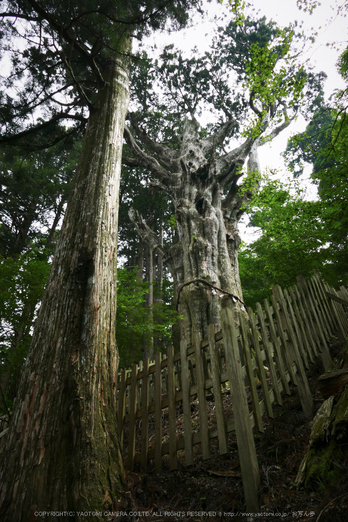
[0,196,68,412]
[154,224,164,350]
[0,45,131,521]
[146,245,154,359]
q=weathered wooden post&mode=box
[193,332,210,461]
[180,339,194,465]
[127,363,138,470]
[272,285,314,418]
[220,297,260,513]
[207,324,228,455]
[167,345,178,470]
[140,358,150,471]
[154,352,163,474]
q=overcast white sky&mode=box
[148,0,347,170]
[242,0,347,167]
[146,0,347,241]
[141,1,347,243]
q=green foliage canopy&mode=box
[239,176,325,308]
[116,267,179,367]
[0,0,203,150]
[0,248,51,411]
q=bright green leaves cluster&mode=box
[0,135,77,413]
[167,214,177,231]
[238,166,262,207]
[0,140,76,255]
[0,249,51,413]
[296,0,321,15]
[240,110,348,308]
[240,44,348,308]
[116,267,179,367]
[131,13,325,155]
[312,118,348,285]
[0,251,50,325]
[239,175,325,308]
[280,46,348,290]
[284,108,334,178]
[242,28,306,138]
[220,0,246,26]
[337,47,348,83]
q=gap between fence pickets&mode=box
[116,275,347,504]
[117,276,346,449]
[218,299,260,512]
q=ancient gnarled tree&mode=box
[124,16,324,345]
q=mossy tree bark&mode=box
[0,50,131,521]
[296,342,348,489]
[125,116,289,345]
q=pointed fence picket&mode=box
[116,273,348,510]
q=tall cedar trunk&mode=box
[0,46,131,521]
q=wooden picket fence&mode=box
[116,272,348,487]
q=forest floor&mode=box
[115,340,348,522]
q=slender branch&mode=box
[258,108,294,146]
[316,493,348,522]
[201,118,238,154]
[27,123,86,151]
[26,82,75,113]
[128,114,179,170]
[25,0,106,87]
[249,90,262,117]
[122,155,141,169]
[0,114,86,146]
[2,81,75,121]
[57,43,93,109]
[328,109,347,154]
[128,208,166,258]
[123,125,177,187]
[176,278,246,310]
[0,11,41,22]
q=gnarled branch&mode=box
[124,125,178,189]
[201,118,238,155]
[128,113,179,170]
[258,107,294,146]
[128,208,166,258]
[215,136,254,186]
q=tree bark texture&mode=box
[0,48,131,521]
[126,117,272,345]
[296,342,348,489]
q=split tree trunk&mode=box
[172,174,244,344]
[126,119,260,346]
[0,49,131,521]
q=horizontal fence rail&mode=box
[116,273,348,477]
